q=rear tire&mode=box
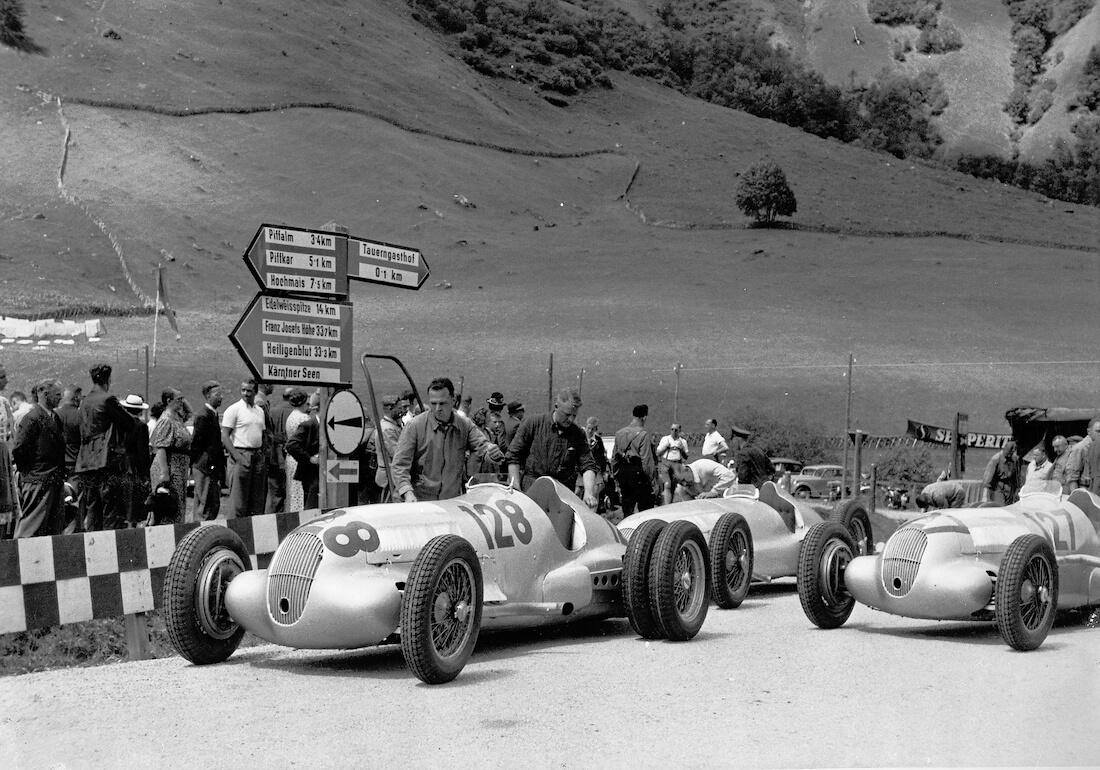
[995,534,1058,651]
[400,535,483,684]
[623,519,667,639]
[831,499,874,556]
[649,520,710,641]
[797,522,857,629]
[163,525,249,665]
[709,513,753,609]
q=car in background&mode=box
[789,464,845,499]
[770,458,804,490]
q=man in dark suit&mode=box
[75,363,137,531]
[12,379,66,537]
[285,392,320,509]
[190,380,225,521]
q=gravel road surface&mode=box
[3,582,1096,768]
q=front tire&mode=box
[400,535,483,684]
[623,519,667,639]
[649,520,710,640]
[797,522,857,629]
[995,534,1058,651]
[163,525,249,665]
[831,499,874,556]
[709,513,753,609]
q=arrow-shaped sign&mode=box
[244,224,349,298]
[228,292,353,387]
[348,236,430,290]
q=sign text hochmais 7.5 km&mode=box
[229,224,430,387]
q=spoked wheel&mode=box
[709,513,753,609]
[622,519,668,639]
[830,499,874,556]
[401,535,483,684]
[163,525,250,664]
[649,520,710,641]
[797,522,857,629]
[996,534,1058,651]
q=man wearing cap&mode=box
[191,381,224,521]
[121,394,152,526]
[12,379,65,537]
[734,435,775,489]
[487,392,506,412]
[506,388,598,507]
[373,394,407,501]
[612,405,658,516]
[503,400,525,447]
[76,363,138,531]
[391,377,503,502]
[220,378,267,517]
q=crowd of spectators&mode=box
[3,359,1098,541]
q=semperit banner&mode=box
[906,419,1012,448]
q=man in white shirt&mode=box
[674,457,738,501]
[701,418,730,463]
[220,379,267,517]
[656,423,690,505]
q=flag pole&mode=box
[152,267,161,368]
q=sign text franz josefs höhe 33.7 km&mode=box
[229,224,430,387]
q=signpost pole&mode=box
[673,362,682,423]
[319,387,331,510]
[548,353,554,412]
[841,353,853,499]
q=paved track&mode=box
[3,583,1096,768]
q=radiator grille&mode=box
[881,527,927,598]
[267,531,324,626]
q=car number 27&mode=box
[458,500,532,549]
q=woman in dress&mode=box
[283,388,311,512]
[150,388,192,525]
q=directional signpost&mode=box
[349,236,430,289]
[231,221,431,510]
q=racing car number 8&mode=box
[459,501,533,549]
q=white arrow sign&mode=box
[325,459,359,484]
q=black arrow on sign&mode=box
[328,415,364,430]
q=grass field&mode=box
[2,0,1098,443]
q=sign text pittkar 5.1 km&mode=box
[244,224,349,298]
[349,236,430,289]
[229,293,354,387]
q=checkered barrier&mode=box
[0,510,321,634]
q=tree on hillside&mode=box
[874,445,935,483]
[1,0,42,52]
[735,161,797,225]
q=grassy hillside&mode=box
[1020,1,1100,160]
[1,0,1098,447]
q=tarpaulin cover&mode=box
[1004,406,1100,452]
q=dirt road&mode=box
[3,584,1096,768]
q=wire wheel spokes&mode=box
[197,550,245,639]
[725,532,749,592]
[430,560,474,657]
[1019,555,1054,630]
[672,542,704,616]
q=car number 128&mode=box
[458,500,533,549]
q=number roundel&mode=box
[323,521,380,557]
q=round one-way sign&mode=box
[325,390,365,456]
